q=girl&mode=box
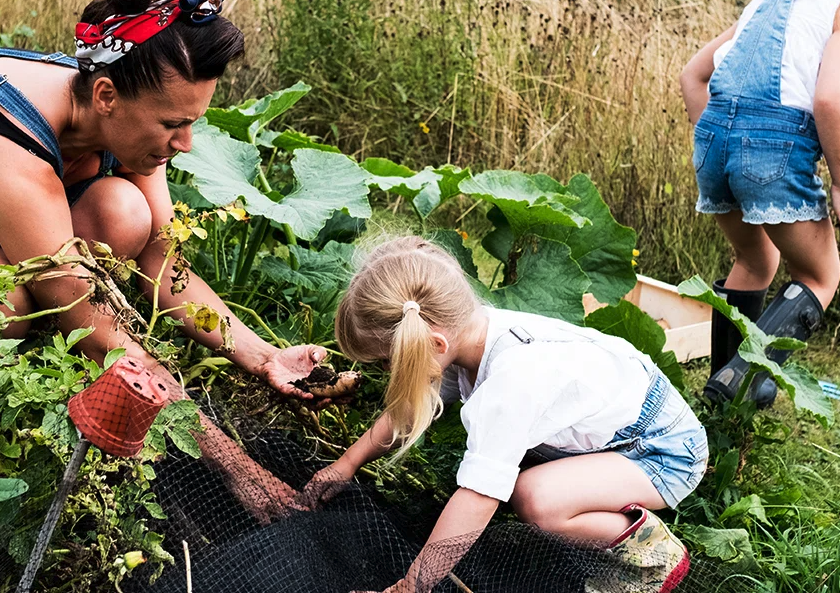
[680,1,840,406]
[305,237,708,593]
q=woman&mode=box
[680,0,840,405]
[0,0,323,523]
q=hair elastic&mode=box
[402,301,421,316]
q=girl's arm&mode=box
[814,8,840,213]
[370,488,499,593]
[303,412,396,503]
[680,24,738,124]
[126,167,326,397]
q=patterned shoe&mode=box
[584,504,690,593]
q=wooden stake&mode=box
[183,540,192,593]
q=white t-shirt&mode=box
[443,307,653,502]
[713,0,839,113]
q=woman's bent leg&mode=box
[0,247,36,339]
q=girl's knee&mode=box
[510,476,570,526]
[72,178,152,259]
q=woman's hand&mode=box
[255,344,327,399]
[301,458,356,508]
[224,455,309,524]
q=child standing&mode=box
[681,1,840,405]
[305,237,708,593]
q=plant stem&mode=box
[233,222,251,287]
[234,216,271,292]
[223,300,291,348]
[1,286,94,327]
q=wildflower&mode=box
[419,122,430,134]
[457,229,468,240]
[632,248,640,257]
[632,260,638,267]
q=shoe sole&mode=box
[660,550,690,593]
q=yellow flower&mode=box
[457,229,468,240]
[632,248,640,257]
[419,122,430,134]
[632,259,638,267]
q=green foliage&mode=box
[679,276,833,426]
[585,299,684,392]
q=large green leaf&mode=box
[271,129,341,154]
[679,276,832,425]
[490,237,590,325]
[719,494,769,525]
[683,525,757,569]
[362,158,469,219]
[168,181,213,210]
[171,119,264,207]
[0,478,27,502]
[544,175,637,305]
[461,171,588,237]
[260,242,356,291]
[584,300,684,391]
[204,82,311,142]
[426,229,479,279]
[267,149,372,241]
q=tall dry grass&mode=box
[1,0,750,286]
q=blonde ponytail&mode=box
[335,236,479,459]
[386,306,443,459]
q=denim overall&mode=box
[693,0,827,224]
[0,49,120,206]
[484,324,708,509]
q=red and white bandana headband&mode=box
[74,0,222,72]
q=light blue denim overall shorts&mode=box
[693,0,828,224]
[489,325,709,509]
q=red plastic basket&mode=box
[68,356,168,457]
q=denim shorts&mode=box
[527,373,708,509]
[693,98,828,225]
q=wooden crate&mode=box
[583,275,712,363]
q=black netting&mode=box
[109,427,759,593]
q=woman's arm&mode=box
[126,167,325,396]
[0,152,302,522]
[815,9,840,214]
[680,23,738,124]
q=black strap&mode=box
[0,111,61,177]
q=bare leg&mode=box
[762,217,840,309]
[509,452,666,545]
[714,211,779,291]
[0,247,36,339]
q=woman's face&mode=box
[97,74,217,175]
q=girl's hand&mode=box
[831,185,840,216]
[256,344,328,400]
[301,459,356,508]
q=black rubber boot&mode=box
[708,278,767,377]
[705,281,823,407]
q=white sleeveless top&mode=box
[713,0,840,113]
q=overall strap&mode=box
[0,50,77,179]
[0,49,78,68]
[709,0,794,103]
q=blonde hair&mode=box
[336,236,480,458]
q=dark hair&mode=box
[72,0,245,102]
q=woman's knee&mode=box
[0,251,35,339]
[71,177,153,259]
